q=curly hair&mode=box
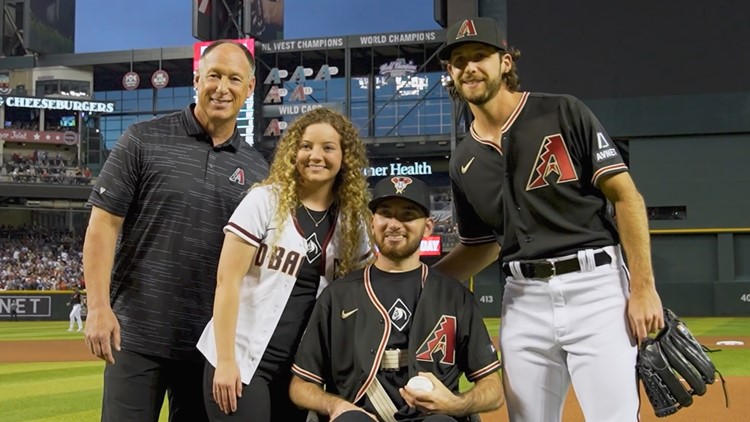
[259,108,373,277]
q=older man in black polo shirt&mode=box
[83,41,269,422]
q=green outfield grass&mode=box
[0,361,169,422]
[0,321,88,341]
[0,317,748,421]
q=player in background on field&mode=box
[434,17,664,421]
[290,176,502,422]
[197,108,374,422]
[67,285,84,332]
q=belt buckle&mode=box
[534,261,557,280]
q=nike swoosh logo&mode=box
[461,157,476,174]
[341,308,358,319]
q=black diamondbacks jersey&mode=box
[501,92,626,261]
[449,126,505,247]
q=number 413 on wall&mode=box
[740,294,750,302]
[479,295,494,303]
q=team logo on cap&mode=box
[455,19,478,39]
[391,176,413,194]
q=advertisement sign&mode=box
[420,235,442,256]
[259,36,345,53]
[0,295,52,318]
[0,95,114,113]
[0,129,79,145]
[122,71,140,91]
[365,161,433,177]
[151,70,170,89]
[350,30,440,48]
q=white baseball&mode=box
[406,375,434,392]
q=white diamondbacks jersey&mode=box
[197,184,372,384]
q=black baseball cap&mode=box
[369,176,431,216]
[437,17,508,61]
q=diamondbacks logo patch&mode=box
[388,299,412,332]
[229,167,245,185]
[416,315,456,365]
[305,233,322,263]
[526,134,579,190]
[391,176,413,194]
[456,20,478,39]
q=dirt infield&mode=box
[1,339,98,362]
[2,338,748,421]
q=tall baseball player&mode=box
[67,286,84,332]
[197,108,373,422]
[290,176,503,422]
[434,18,665,421]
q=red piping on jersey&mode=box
[318,208,339,274]
[226,222,261,245]
[291,363,324,384]
[501,91,529,133]
[469,124,502,154]
[355,264,393,403]
[292,212,304,237]
[354,263,429,402]
[420,263,428,289]
[469,91,529,154]
[592,163,628,186]
[467,360,502,382]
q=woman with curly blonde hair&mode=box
[197,107,374,422]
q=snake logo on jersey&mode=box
[415,315,456,365]
[388,298,412,331]
[305,233,322,263]
[526,133,579,191]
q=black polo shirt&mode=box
[89,105,269,361]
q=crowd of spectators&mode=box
[4,120,40,131]
[2,150,92,184]
[0,225,84,291]
[3,119,71,132]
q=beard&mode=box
[457,74,502,106]
[376,233,422,261]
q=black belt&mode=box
[502,251,612,279]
